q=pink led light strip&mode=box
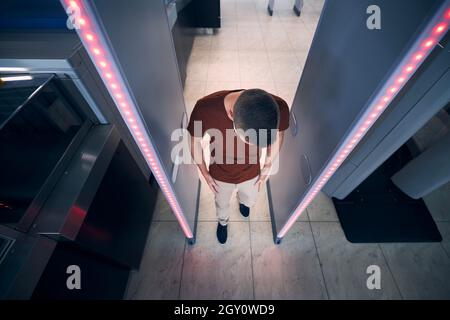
[277,3,450,239]
[61,0,194,239]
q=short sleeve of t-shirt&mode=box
[275,96,290,131]
[187,101,207,138]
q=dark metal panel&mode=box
[33,125,119,240]
[31,241,130,299]
[192,0,221,28]
[74,141,158,269]
[0,75,93,232]
[55,77,102,125]
[0,0,69,31]
[268,0,444,239]
[0,225,56,300]
[17,120,92,233]
[0,1,79,59]
[0,33,80,60]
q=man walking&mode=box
[188,89,289,244]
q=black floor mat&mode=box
[332,145,442,243]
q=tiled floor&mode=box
[183,0,317,115]
[126,0,450,300]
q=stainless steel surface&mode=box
[1,75,94,232]
[0,74,53,130]
[33,125,119,240]
[17,120,92,233]
[0,234,14,266]
[0,225,56,300]
[0,58,108,124]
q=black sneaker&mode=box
[239,203,250,218]
[217,223,228,244]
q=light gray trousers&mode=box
[215,176,259,226]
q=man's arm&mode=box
[190,135,219,193]
[255,130,285,191]
[265,130,284,168]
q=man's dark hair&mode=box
[233,89,280,147]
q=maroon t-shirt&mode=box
[187,90,290,184]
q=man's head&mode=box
[233,89,280,148]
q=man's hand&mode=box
[254,165,271,192]
[203,172,219,194]
[191,135,219,194]
[255,130,285,192]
